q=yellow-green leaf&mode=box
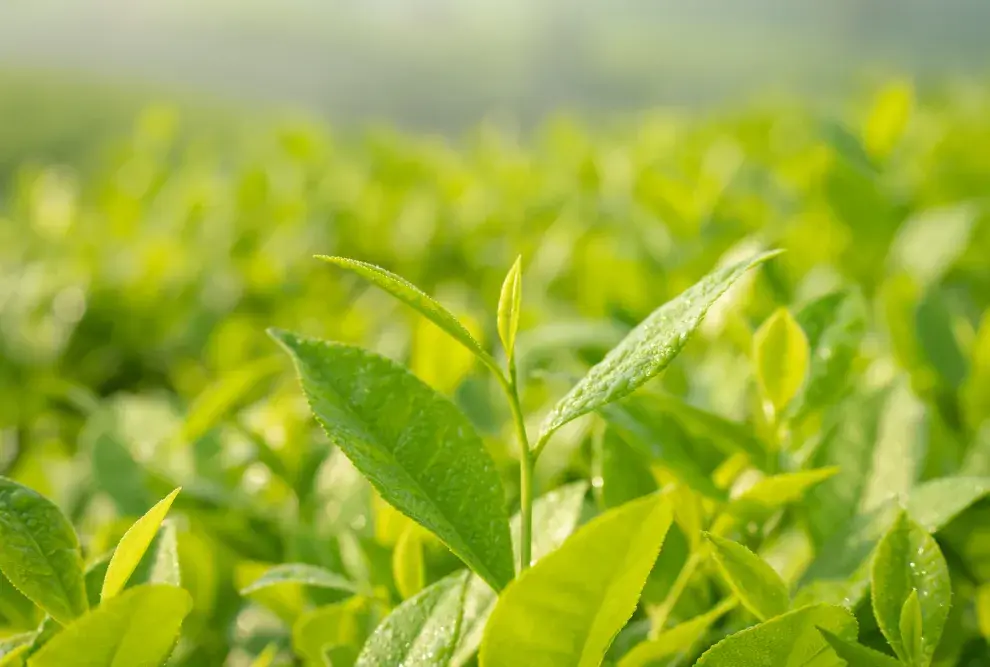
[497,256,522,365]
[694,603,857,667]
[101,488,181,601]
[863,81,913,160]
[899,589,924,666]
[293,597,368,667]
[393,525,426,600]
[818,628,901,667]
[753,308,809,415]
[0,634,33,667]
[249,644,280,667]
[0,477,88,625]
[618,599,736,667]
[239,563,356,596]
[29,584,192,667]
[317,256,496,369]
[479,493,673,667]
[705,533,790,621]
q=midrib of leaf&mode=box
[1,502,81,621]
[302,355,501,588]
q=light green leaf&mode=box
[239,563,356,596]
[818,628,901,667]
[293,597,368,667]
[28,584,192,667]
[753,307,810,414]
[904,476,990,532]
[497,256,522,365]
[0,634,33,667]
[863,80,913,159]
[270,330,514,591]
[452,482,588,667]
[0,477,88,625]
[704,533,790,621]
[176,356,282,446]
[694,604,857,667]
[317,256,495,368]
[890,205,975,288]
[479,493,673,667]
[977,584,990,639]
[101,487,181,601]
[871,512,951,666]
[618,599,736,667]
[899,589,924,666]
[860,381,927,512]
[355,572,469,667]
[537,250,780,447]
[249,644,280,667]
[728,468,840,522]
[393,525,426,600]
[127,522,181,589]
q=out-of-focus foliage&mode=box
[1,79,990,665]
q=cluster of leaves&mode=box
[2,80,990,665]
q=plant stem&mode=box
[499,365,534,574]
[651,551,703,631]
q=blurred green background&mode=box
[2,2,990,665]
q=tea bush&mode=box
[1,81,990,666]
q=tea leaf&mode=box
[704,533,790,621]
[497,256,522,365]
[271,330,515,590]
[393,525,426,599]
[0,634,33,666]
[355,572,469,667]
[899,589,924,666]
[0,477,88,625]
[239,563,356,595]
[318,256,496,368]
[753,308,809,415]
[479,493,673,667]
[293,597,367,666]
[28,584,192,667]
[817,628,901,667]
[537,250,780,447]
[871,512,950,665]
[617,599,736,667]
[101,487,181,601]
[728,468,840,522]
[128,521,181,588]
[452,482,588,667]
[864,81,913,160]
[694,604,857,667]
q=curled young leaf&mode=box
[102,487,181,601]
[497,255,523,365]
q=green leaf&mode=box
[249,644,280,667]
[497,256,522,365]
[239,563,356,596]
[863,80,913,160]
[727,468,840,522]
[317,256,496,368]
[28,584,192,667]
[871,512,951,666]
[537,250,780,446]
[704,533,790,621]
[270,330,515,591]
[452,482,588,667]
[86,419,152,517]
[0,634,33,667]
[753,308,810,414]
[618,599,736,667]
[890,205,975,288]
[128,522,181,589]
[694,604,857,667]
[0,477,88,625]
[293,597,368,667]
[355,572,469,667]
[479,493,673,667]
[392,525,425,600]
[899,589,924,666]
[818,628,901,667]
[860,381,927,512]
[595,426,657,510]
[101,487,181,601]
[176,356,282,446]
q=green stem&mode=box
[652,551,703,631]
[498,364,534,574]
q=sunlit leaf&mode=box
[0,477,88,625]
[102,487,181,600]
[753,308,809,415]
[271,330,514,591]
[497,256,522,364]
[705,532,790,621]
